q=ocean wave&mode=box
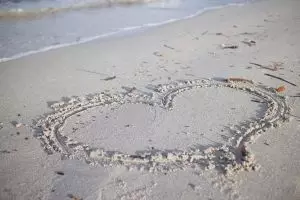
[0,0,161,19]
[0,2,245,63]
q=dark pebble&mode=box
[264,141,270,146]
[55,171,64,175]
[16,132,20,135]
[24,137,29,140]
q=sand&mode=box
[1,0,300,199]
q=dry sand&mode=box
[1,0,300,199]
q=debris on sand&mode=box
[188,183,197,190]
[242,39,256,46]
[122,86,136,94]
[249,62,282,71]
[153,51,163,57]
[11,121,23,128]
[264,73,297,86]
[275,86,286,93]
[101,76,116,81]
[67,194,82,200]
[15,123,23,128]
[163,44,175,50]
[226,78,254,84]
[220,44,238,49]
[55,171,65,176]
[201,30,208,35]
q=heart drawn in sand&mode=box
[35,79,289,173]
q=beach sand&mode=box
[1,0,300,199]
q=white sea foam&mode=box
[0,2,245,63]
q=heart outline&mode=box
[34,79,290,173]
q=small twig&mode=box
[201,30,208,35]
[221,44,238,49]
[264,73,297,86]
[163,44,175,50]
[238,32,257,36]
[251,99,265,103]
[101,76,116,81]
[242,40,256,46]
[249,62,278,71]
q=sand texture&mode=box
[1,0,300,199]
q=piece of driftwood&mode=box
[226,78,254,84]
[102,76,116,81]
[264,73,297,86]
[163,44,175,50]
[221,44,238,49]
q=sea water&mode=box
[0,0,251,62]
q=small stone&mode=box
[24,137,29,140]
[263,141,270,146]
[55,171,64,175]
[17,114,21,117]
[16,132,20,135]
[188,183,196,190]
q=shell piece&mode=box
[276,86,285,92]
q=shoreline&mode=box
[0,1,246,64]
[1,0,300,199]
